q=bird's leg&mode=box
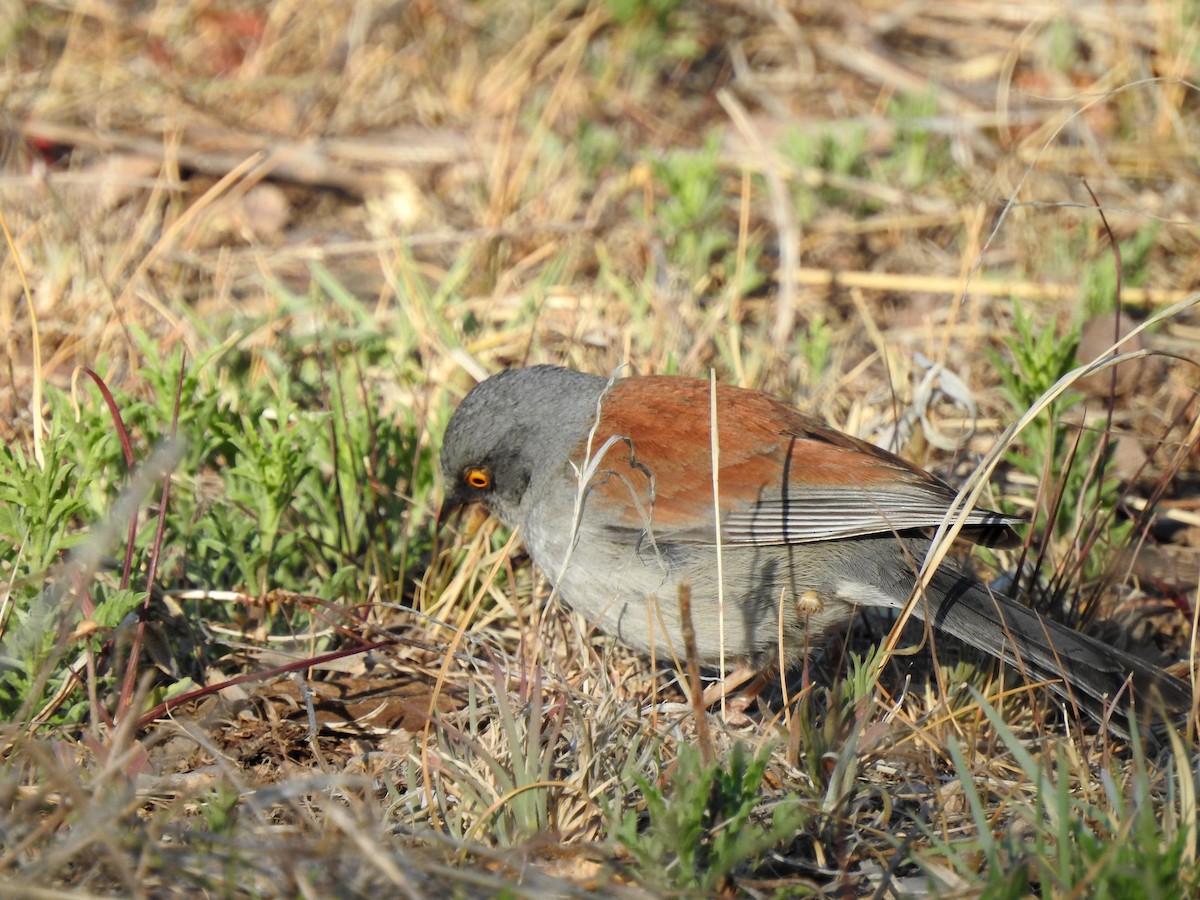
[701,664,769,712]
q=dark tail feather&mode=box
[915,570,1193,736]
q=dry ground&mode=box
[3,0,1200,895]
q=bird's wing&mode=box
[574,376,1020,547]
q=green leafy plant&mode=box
[1,308,433,727]
[788,649,877,792]
[779,122,872,221]
[0,431,96,720]
[163,317,432,611]
[205,382,315,598]
[0,431,91,579]
[795,310,834,383]
[599,0,701,86]
[885,89,956,189]
[423,666,568,846]
[605,0,682,27]
[650,134,760,289]
[992,302,1133,590]
[993,302,1084,485]
[198,783,242,835]
[1081,224,1160,316]
[612,741,807,893]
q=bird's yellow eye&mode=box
[465,467,491,490]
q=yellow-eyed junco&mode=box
[440,365,1190,727]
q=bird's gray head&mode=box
[439,366,609,525]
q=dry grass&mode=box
[3,0,1200,894]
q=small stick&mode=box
[679,584,714,766]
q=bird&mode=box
[438,364,1191,730]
